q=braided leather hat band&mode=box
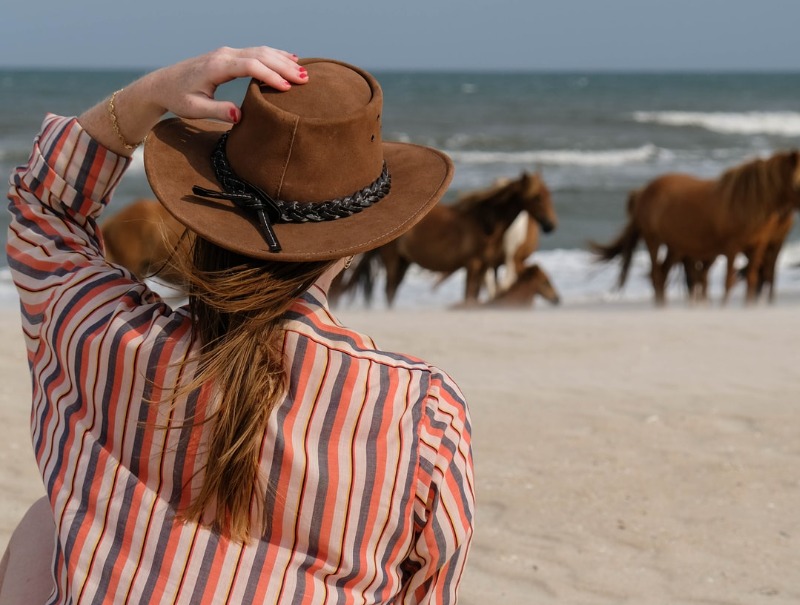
[192,132,392,252]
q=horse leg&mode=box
[483,267,498,299]
[464,261,485,305]
[645,240,666,306]
[762,242,780,304]
[682,258,697,304]
[386,258,410,307]
[722,253,738,306]
[379,243,410,308]
[744,245,767,305]
[659,249,677,306]
[699,260,713,303]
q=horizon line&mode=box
[1,64,800,75]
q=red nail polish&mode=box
[229,108,239,123]
[283,80,291,87]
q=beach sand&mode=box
[2,304,799,604]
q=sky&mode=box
[3,0,800,71]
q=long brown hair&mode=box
[173,235,334,541]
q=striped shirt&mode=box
[6,114,474,604]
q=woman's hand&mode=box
[144,46,308,124]
[78,46,309,156]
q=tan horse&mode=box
[591,151,800,305]
[342,171,557,306]
[100,198,189,285]
[481,264,560,308]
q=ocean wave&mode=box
[446,144,660,167]
[633,111,800,137]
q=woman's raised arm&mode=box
[78,45,308,156]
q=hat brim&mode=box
[143,118,454,261]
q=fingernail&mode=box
[229,108,240,123]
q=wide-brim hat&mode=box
[144,58,454,261]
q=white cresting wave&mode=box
[446,144,660,167]
[633,111,800,137]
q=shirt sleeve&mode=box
[401,366,475,604]
[6,114,166,351]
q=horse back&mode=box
[396,203,486,272]
[633,173,730,254]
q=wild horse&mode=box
[339,171,557,306]
[591,151,800,305]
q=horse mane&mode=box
[716,151,795,222]
[454,173,539,213]
[454,177,518,211]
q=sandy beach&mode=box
[2,303,799,604]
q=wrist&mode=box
[78,73,167,157]
[108,89,145,151]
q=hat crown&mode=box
[225,59,385,204]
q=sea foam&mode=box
[446,144,660,167]
[632,111,800,137]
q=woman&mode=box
[2,46,473,604]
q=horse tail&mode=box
[588,189,641,289]
[335,249,382,306]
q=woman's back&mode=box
[20,251,471,603]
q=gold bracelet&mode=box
[107,89,143,150]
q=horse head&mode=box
[514,264,561,306]
[529,265,561,305]
[519,172,558,233]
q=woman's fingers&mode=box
[212,47,308,87]
[165,46,308,122]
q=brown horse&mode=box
[100,198,189,285]
[481,264,560,308]
[341,171,557,306]
[591,151,800,305]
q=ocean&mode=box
[2,68,800,309]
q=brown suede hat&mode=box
[144,58,454,261]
